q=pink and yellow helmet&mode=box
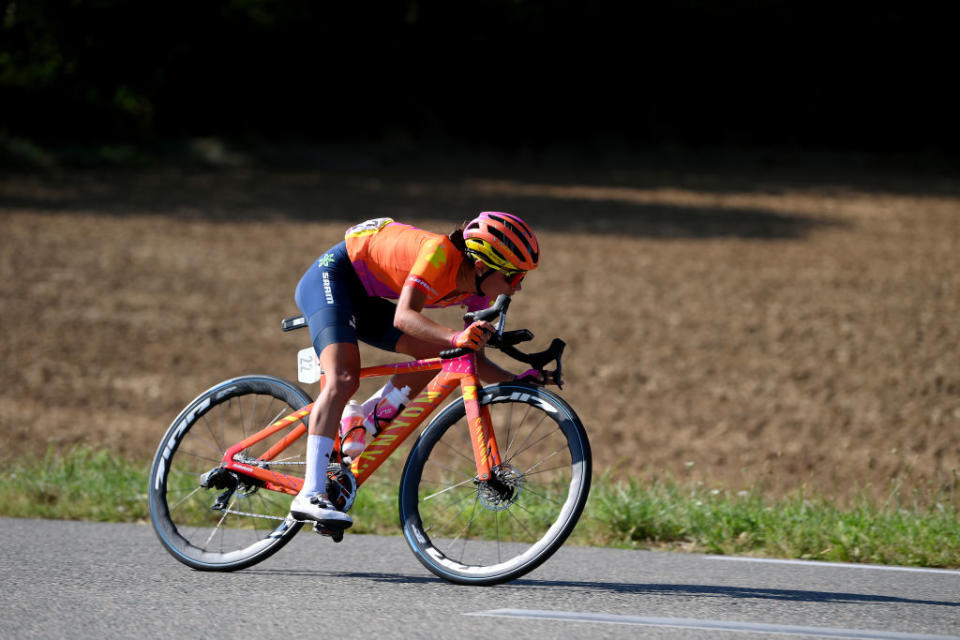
[463,212,540,273]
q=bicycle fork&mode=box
[460,373,502,481]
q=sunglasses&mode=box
[503,270,526,287]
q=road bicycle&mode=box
[148,295,591,585]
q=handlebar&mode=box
[439,295,566,389]
[464,293,513,326]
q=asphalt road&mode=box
[2,517,958,639]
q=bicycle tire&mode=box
[149,375,312,571]
[398,382,591,585]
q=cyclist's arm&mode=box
[476,353,515,383]
[395,284,484,346]
[396,286,510,375]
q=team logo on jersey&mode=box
[317,253,336,268]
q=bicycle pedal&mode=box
[312,522,346,542]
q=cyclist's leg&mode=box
[296,244,363,443]
[357,296,437,396]
[292,244,360,525]
[309,341,361,438]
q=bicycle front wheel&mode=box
[149,375,312,571]
[399,383,591,585]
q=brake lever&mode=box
[553,339,565,390]
[543,338,565,390]
[500,338,566,389]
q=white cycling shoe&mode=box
[289,493,353,528]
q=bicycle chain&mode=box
[221,507,288,521]
[221,507,333,526]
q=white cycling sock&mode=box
[300,434,334,498]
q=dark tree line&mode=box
[1,1,954,155]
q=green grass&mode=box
[577,474,960,568]
[0,447,152,521]
[1,448,957,568]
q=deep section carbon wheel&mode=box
[399,383,591,585]
[149,375,312,571]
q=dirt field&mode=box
[2,159,958,501]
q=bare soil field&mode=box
[2,160,958,501]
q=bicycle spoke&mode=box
[519,442,569,476]
[248,394,257,441]
[235,396,246,442]
[502,407,549,461]
[169,485,204,512]
[422,485,476,522]
[174,448,222,466]
[518,482,566,507]
[503,501,540,540]
[520,462,573,478]
[453,495,481,555]
[422,462,475,488]
[264,407,286,430]
[434,435,477,466]
[204,495,234,548]
[422,476,476,501]
[495,511,503,563]
[503,424,558,465]
[196,415,226,457]
[421,488,478,536]
[503,401,517,452]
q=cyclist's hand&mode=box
[514,368,563,387]
[450,321,493,350]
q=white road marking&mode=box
[466,609,960,639]
[708,556,960,576]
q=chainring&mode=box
[325,462,358,512]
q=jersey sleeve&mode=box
[404,236,455,299]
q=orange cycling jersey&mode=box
[345,218,485,310]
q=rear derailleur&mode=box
[200,466,241,511]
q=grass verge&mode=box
[577,474,959,568]
[1,448,956,568]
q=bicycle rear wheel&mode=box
[398,383,591,585]
[149,375,312,571]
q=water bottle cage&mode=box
[344,425,366,439]
[372,403,406,437]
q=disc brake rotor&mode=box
[476,464,523,511]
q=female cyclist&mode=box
[289,212,555,528]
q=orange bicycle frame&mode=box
[219,351,502,495]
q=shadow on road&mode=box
[246,569,959,608]
[510,580,960,609]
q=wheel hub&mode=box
[476,464,522,511]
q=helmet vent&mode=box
[489,214,537,263]
[488,227,523,262]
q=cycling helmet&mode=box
[462,212,539,273]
